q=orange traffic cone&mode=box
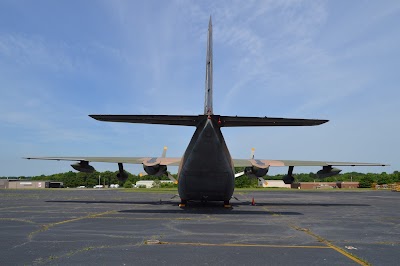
[251,197,255,206]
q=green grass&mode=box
[121,188,178,193]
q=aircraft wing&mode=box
[24,156,182,166]
[232,159,388,167]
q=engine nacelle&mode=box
[317,166,341,178]
[116,163,128,182]
[117,171,128,182]
[71,161,95,173]
[282,174,294,184]
[143,164,167,177]
[282,166,295,184]
[244,166,269,178]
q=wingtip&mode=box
[89,115,99,120]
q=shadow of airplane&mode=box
[46,200,369,208]
[234,202,370,207]
[118,209,302,215]
[47,200,176,205]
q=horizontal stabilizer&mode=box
[219,116,328,127]
[90,114,328,127]
[90,115,200,126]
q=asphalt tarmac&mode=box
[0,189,399,265]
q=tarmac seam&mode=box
[0,218,36,224]
[241,193,371,265]
[28,210,117,241]
[291,225,371,266]
[0,206,31,211]
[93,216,194,221]
[32,242,141,265]
[150,241,329,249]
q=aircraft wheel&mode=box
[223,200,232,208]
[179,199,187,208]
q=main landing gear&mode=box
[223,200,232,208]
[179,199,232,208]
[179,199,187,208]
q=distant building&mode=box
[0,180,63,189]
[134,180,174,188]
[291,182,359,189]
[337,182,359,189]
[258,180,291,188]
[135,180,155,188]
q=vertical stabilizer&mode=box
[204,16,213,115]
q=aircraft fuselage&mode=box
[178,116,235,202]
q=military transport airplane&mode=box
[26,17,387,208]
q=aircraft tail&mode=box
[90,17,328,128]
[204,16,213,115]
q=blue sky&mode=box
[1,0,399,176]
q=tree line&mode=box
[1,169,399,188]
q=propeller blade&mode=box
[258,177,268,187]
[167,172,178,184]
[162,146,167,158]
[139,172,148,177]
[235,171,245,178]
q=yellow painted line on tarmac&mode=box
[151,241,329,249]
[4,210,93,214]
[28,210,116,240]
[291,225,370,266]
[237,193,370,265]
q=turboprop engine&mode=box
[316,166,342,178]
[143,164,167,177]
[244,165,269,178]
[282,166,294,184]
[71,161,95,173]
[142,147,169,177]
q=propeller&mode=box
[234,172,245,178]
[140,146,178,184]
[234,148,255,178]
[167,172,178,184]
[162,146,178,184]
[139,172,147,177]
[251,147,255,159]
[258,177,268,187]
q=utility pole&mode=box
[98,175,101,186]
